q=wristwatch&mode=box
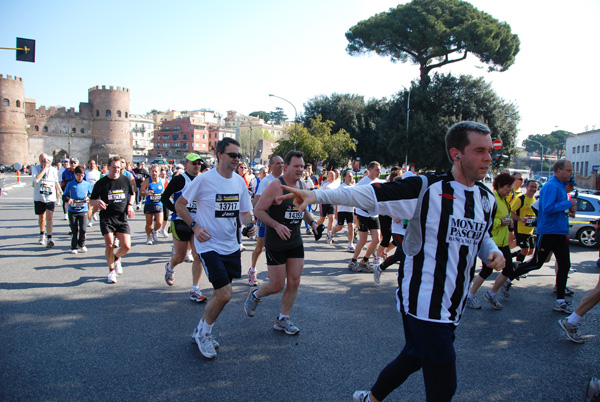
[189,221,196,229]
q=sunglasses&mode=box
[224,152,242,159]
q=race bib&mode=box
[40,184,53,195]
[215,194,239,218]
[107,189,126,204]
[525,215,536,227]
[151,193,162,203]
[284,204,304,225]
[187,200,197,214]
[71,199,86,211]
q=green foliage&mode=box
[249,111,270,123]
[271,115,356,169]
[524,130,573,159]
[269,107,288,125]
[346,0,520,87]
[239,128,278,162]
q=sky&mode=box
[2,0,599,144]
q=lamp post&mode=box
[525,139,544,177]
[405,88,411,167]
[269,94,298,150]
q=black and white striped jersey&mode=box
[315,171,499,325]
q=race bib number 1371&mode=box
[215,194,240,218]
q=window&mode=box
[3,99,9,106]
[573,147,576,153]
[183,134,187,140]
[202,135,206,139]
[586,145,590,152]
[165,126,169,130]
[106,110,111,117]
[80,128,85,134]
[208,133,211,138]
[116,110,122,117]
[34,125,39,131]
[96,110,99,117]
[577,198,595,212]
[594,144,598,152]
[43,126,48,132]
[183,143,188,149]
[577,146,580,153]
[125,112,128,118]
[71,128,76,133]
[16,100,21,107]
[162,135,169,141]
[164,143,170,148]
[172,134,179,140]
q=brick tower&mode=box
[0,75,28,165]
[88,85,131,164]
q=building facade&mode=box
[0,74,132,165]
[565,129,600,188]
[130,114,155,162]
[150,116,211,161]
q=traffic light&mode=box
[491,152,509,170]
[16,37,35,63]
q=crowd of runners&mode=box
[29,122,600,401]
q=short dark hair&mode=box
[305,163,312,169]
[74,165,85,175]
[215,137,240,155]
[445,121,491,163]
[367,161,381,170]
[493,172,515,190]
[269,155,282,165]
[525,179,538,188]
[553,159,571,173]
[108,156,121,167]
[284,150,304,165]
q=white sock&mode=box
[556,299,565,305]
[567,312,581,326]
[201,320,214,337]
[278,313,289,321]
[192,285,199,291]
[488,290,497,298]
[249,267,256,272]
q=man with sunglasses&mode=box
[161,153,207,303]
[176,138,256,359]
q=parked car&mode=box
[569,194,600,248]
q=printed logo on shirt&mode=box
[439,193,456,200]
[215,194,240,218]
[481,195,491,213]
[107,189,126,203]
[447,216,486,245]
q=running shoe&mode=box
[114,239,120,248]
[466,294,482,309]
[46,239,55,249]
[193,329,217,359]
[114,257,123,275]
[191,327,219,349]
[326,233,333,245]
[185,249,194,263]
[159,228,169,238]
[79,246,87,253]
[348,261,361,272]
[165,262,174,286]
[87,221,93,227]
[586,377,600,402]
[63,214,68,220]
[553,285,574,296]
[347,243,355,253]
[189,288,207,303]
[107,270,117,284]
[146,235,153,245]
[248,269,258,286]
[93,213,99,221]
[359,260,373,273]
[483,292,503,310]
[353,391,369,402]
[305,228,312,235]
[501,281,512,298]
[373,264,383,285]
[274,316,299,335]
[244,288,261,317]
[552,300,574,314]
[558,318,584,344]
[240,244,247,252]
[70,249,78,254]
[152,230,158,243]
[38,235,46,246]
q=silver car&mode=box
[569,194,600,248]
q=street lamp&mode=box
[405,88,411,167]
[525,139,544,177]
[269,94,298,150]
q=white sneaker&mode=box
[107,270,117,283]
[80,246,87,253]
[240,244,247,252]
[87,221,93,227]
[373,264,383,284]
[93,213,99,221]
[114,258,123,275]
[152,230,158,243]
[146,235,153,245]
[347,243,355,253]
[38,235,46,246]
[159,228,169,238]
[64,214,68,220]
[185,249,194,263]
[70,249,78,254]
[114,239,120,248]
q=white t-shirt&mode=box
[32,164,60,203]
[85,169,101,188]
[255,173,279,197]
[182,168,252,255]
[355,176,383,218]
[336,183,355,213]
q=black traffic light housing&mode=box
[16,37,35,62]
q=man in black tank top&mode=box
[244,151,320,335]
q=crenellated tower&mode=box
[0,75,28,165]
[88,85,131,164]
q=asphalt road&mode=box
[1,174,599,401]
